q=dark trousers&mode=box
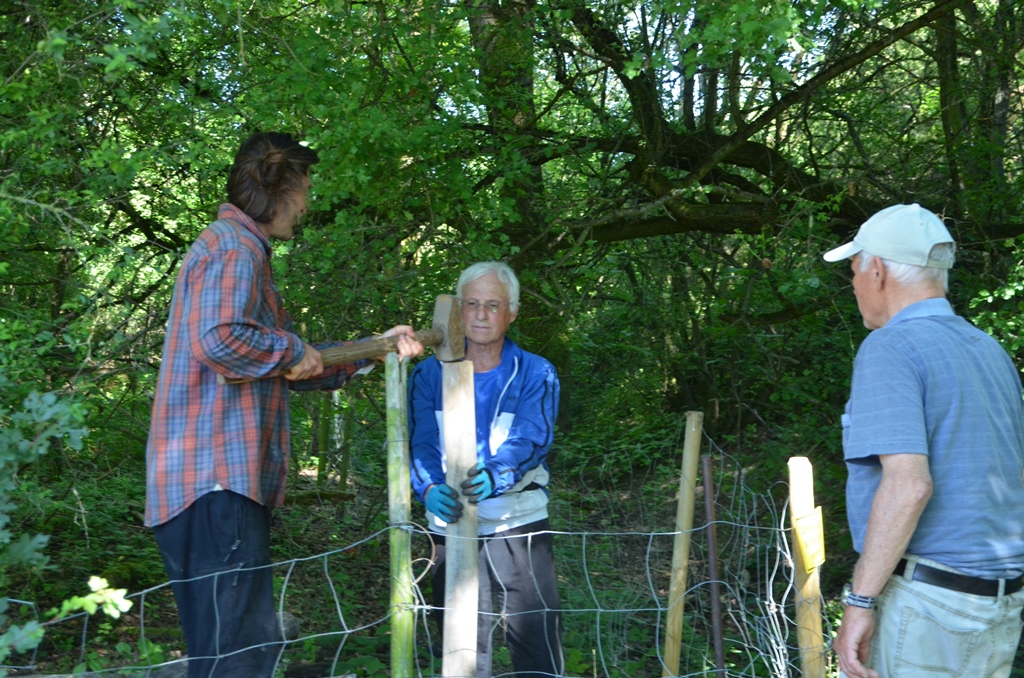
[152,490,281,678]
[430,518,563,677]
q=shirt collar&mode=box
[218,203,272,253]
[886,297,954,327]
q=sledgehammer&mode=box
[217,294,464,385]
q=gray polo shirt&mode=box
[843,298,1024,579]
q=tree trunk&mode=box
[464,0,546,242]
[934,9,966,215]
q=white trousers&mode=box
[845,555,1024,678]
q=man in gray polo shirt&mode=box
[824,204,1024,678]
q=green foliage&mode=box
[969,236,1024,358]
[0,383,86,583]
[49,576,132,621]
[3,0,1024,670]
[0,380,89,668]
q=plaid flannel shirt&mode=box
[145,204,366,526]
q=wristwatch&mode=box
[841,582,877,610]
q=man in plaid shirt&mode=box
[146,132,421,677]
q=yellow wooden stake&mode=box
[788,456,826,678]
[662,411,703,677]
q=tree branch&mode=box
[687,1,962,187]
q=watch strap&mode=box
[842,582,877,610]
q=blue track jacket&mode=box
[409,338,559,535]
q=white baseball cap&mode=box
[823,204,955,268]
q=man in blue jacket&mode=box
[409,261,563,677]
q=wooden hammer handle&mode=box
[217,327,444,385]
[317,328,443,366]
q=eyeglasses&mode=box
[460,299,507,314]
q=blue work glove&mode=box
[460,463,495,505]
[425,483,463,523]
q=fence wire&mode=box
[2,433,835,678]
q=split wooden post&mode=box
[788,457,826,678]
[442,360,478,677]
[386,353,414,678]
[662,411,703,677]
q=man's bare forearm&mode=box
[852,453,933,596]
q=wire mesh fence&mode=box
[2,433,836,678]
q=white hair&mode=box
[456,261,520,311]
[859,243,955,292]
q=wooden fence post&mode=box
[662,411,703,677]
[701,455,726,676]
[788,456,826,678]
[386,353,414,678]
[442,361,478,677]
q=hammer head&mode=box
[432,294,465,362]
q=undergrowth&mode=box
[5,411,1024,677]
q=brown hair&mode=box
[226,132,320,225]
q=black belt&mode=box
[894,558,1023,597]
